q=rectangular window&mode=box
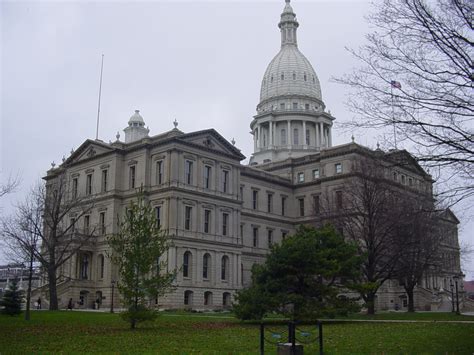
[335,163,342,174]
[239,186,244,200]
[299,198,305,217]
[101,170,108,192]
[281,196,286,216]
[84,215,90,234]
[240,224,243,239]
[268,230,273,248]
[293,129,299,145]
[252,190,258,210]
[336,191,343,209]
[409,177,413,186]
[281,129,287,145]
[185,206,192,230]
[306,129,310,145]
[129,166,136,189]
[313,195,320,215]
[305,103,310,110]
[204,210,211,233]
[253,228,258,247]
[267,194,273,213]
[280,103,285,110]
[222,170,229,193]
[70,217,76,233]
[185,161,193,185]
[99,212,106,235]
[204,166,211,189]
[293,102,298,110]
[86,174,92,195]
[156,161,163,185]
[313,169,320,179]
[401,175,406,185]
[72,178,78,199]
[298,172,304,183]
[155,206,161,228]
[282,232,287,241]
[222,213,228,236]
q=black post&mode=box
[450,280,455,313]
[455,279,460,315]
[260,323,264,355]
[318,321,323,355]
[110,281,115,313]
[291,321,295,354]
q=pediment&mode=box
[439,208,460,224]
[63,140,115,166]
[385,150,428,177]
[177,129,246,161]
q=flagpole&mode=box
[391,84,397,149]
[95,54,104,140]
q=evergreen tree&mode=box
[0,279,24,316]
[108,193,175,329]
[234,225,361,321]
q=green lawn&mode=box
[0,311,473,354]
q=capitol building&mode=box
[39,0,462,312]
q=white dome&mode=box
[128,110,145,125]
[259,45,322,104]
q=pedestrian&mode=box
[67,298,73,311]
[37,297,42,310]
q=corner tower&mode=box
[249,0,335,165]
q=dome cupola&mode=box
[124,110,150,143]
[250,0,335,166]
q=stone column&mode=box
[302,120,307,148]
[319,122,324,147]
[253,128,257,151]
[269,121,273,147]
[328,125,332,147]
[287,120,291,147]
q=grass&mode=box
[0,311,473,354]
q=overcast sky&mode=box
[1,0,472,278]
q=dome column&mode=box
[302,120,307,149]
[328,126,332,147]
[269,120,274,148]
[287,121,291,148]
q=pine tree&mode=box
[0,279,24,316]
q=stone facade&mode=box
[36,0,464,312]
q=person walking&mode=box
[67,298,73,311]
[36,297,42,310]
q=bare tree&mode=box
[2,173,96,310]
[1,211,40,320]
[0,173,21,198]
[392,201,443,312]
[313,156,431,314]
[336,0,473,205]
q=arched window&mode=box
[184,290,193,306]
[80,254,89,280]
[293,129,299,145]
[281,129,287,145]
[221,255,229,280]
[204,291,213,306]
[271,75,274,83]
[281,73,284,80]
[292,72,296,80]
[223,292,231,308]
[183,251,192,278]
[304,73,307,81]
[98,254,105,279]
[203,253,211,279]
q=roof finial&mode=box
[173,119,178,128]
[351,134,355,143]
[285,0,290,3]
[231,138,236,146]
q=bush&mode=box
[121,305,158,328]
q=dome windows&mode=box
[271,75,274,83]
[281,73,284,80]
[293,72,296,80]
[304,73,307,81]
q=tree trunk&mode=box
[366,293,376,315]
[406,287,415,313]
[25,251,34,320]
[48,267,58,310]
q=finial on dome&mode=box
[377,142,380,150]
[173,119,178,128]
[116,131,120,141]
[351,134,355,143]
[285,0,290,3]
[51,161,56,168]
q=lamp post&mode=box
[453,275,460,315]
[110,280,116,313]
[450,279,455,313]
